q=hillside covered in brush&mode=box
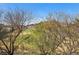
[14,19,79,55]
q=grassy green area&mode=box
[15,25,43,54]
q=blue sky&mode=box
[0,3,79,23]
[0,3,79,17]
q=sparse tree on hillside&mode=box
[0,9,33,55]
[36,13,79,55]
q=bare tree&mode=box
[35,13,65,54]
[0,9,33,55]
[35,13,79,55]
[54,14,79,55]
